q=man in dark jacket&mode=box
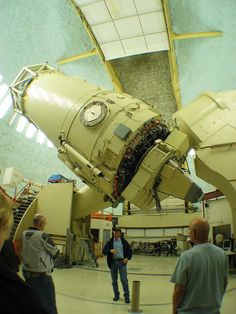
[103,227,132,303]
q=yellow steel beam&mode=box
[173,31,223,40]
[58,49,98,65]
[161,0,182,109]
[69,0,122,92]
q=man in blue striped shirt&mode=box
[171,218,228,314]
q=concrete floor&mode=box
[51,255,236,314]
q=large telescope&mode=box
[10,64,203,218]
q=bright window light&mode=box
[0,94,13,119]
[47,140,54,148]
[37,130,45,144]
[8,112,18,126]
[189,149,196,157]
[0,84,9,102]
[16,116,28,133]
[0,73,3,83]
[25,123,37,139]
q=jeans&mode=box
[23,270,57,314]
[110,260,129,299]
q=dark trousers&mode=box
[23,270,57,314]
[110,260,129,299]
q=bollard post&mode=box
[128,280,142,313]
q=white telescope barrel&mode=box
[10,64,203,210]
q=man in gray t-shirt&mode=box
[171,218,228,314]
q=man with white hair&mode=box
[21,214,59,314]
[171,218,228,314]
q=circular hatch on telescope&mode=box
[80,101,108,127]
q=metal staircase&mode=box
[9,181,44,240]
[10,193,37,239]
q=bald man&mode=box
[171,219,228,314]
[21,214,59,314]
